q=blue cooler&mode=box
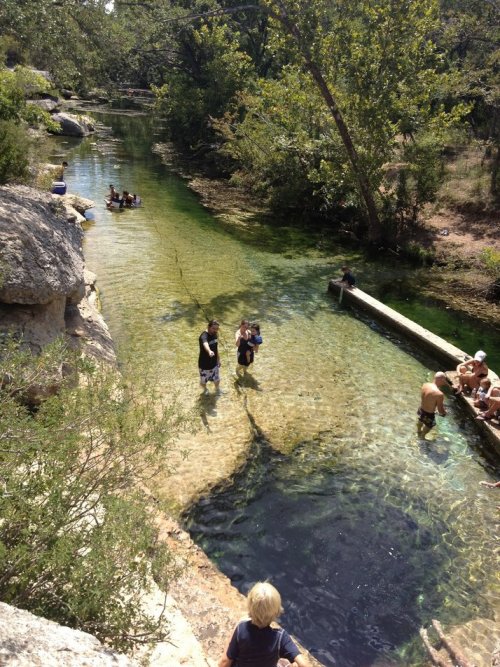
[52,181,67,195]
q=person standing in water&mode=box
[199,320,221,394]
[417,372,448,438]
[245,323,263,365]
[235,319,251,376]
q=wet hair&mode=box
[62,161,68,167]
[250,322,260,333]
[247,582,283,628]
[208,319,219,328]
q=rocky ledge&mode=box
[0,185,114,365]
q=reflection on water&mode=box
[55,112,500,667]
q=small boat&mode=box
[52,181,67,195]
[105,195,142,210]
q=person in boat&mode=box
[109,184,120,202]
[218,581,308,667]
[122,190,134,207]
[417,372,448,438]
[454,350,488,395]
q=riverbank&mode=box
[153,143,500,328]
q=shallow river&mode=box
[55,113,499,667]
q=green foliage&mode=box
[0,66,58,184]
[0,339,189,650]
[214,67,358,219]
[481,247,500,280]
[211,0,467,233]
[154,18,254,149]
[400,241,436,266]
[0,120,31,183]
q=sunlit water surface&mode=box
[53,113,499,667]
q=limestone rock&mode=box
[0,602,138,667]
[50,112,95,137]
[0,185,85,305]
[59,193,95,214]
[27,98,59,113]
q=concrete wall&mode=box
[328,281,500,457]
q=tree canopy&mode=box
[0,0,497,237]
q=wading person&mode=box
[417,372,448,438]
[245,323,263,365]
[218,581,309,667]
[199,319,221,394]
[235,319,251,376]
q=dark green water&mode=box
[53,112,500,667]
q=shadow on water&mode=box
[183,437,483,667]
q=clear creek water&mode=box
[54,113,499,667]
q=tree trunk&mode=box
[275,3,383,242]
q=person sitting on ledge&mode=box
[218,581,309,667]
[335,265,356,288]
[477,384,500,421]
[454,350,488,395]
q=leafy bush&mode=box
[480,247,500,299]
[481,247,500,279]
[0,120,31,183]
[0,339,189,650]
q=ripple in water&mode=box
[184,438,491,667]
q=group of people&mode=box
[198,319,264,394]
[107,184,139,208]
[417,349,500,438]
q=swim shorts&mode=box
[199,366,220,385]
[417,407,436,429]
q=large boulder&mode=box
[50,112,95,137]
[0,602,138,667]
[0,185,85,305]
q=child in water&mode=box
[218,581,308,667]
[246,323,263,365]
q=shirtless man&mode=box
[417,372,448,438]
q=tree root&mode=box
[420,620,475,667]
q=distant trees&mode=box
[0,66,57,183]
[439,0,500,196]
[137,0,473,242]
[0,0,497,236]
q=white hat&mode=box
[474,350,486,362]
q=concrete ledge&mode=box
[328,280,500,456]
